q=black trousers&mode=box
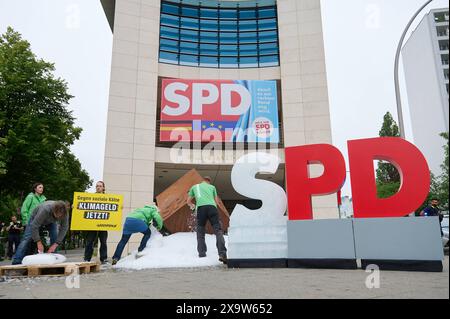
[7,233,21,258]
[84,231,108,262]
[196,205,227,257]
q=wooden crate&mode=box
[156,168,230,234]
[0,262,100,277]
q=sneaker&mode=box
[198,253,206,258]
[101,260,109,265]
[219,255,227,264]
[112,259,118,266]
[135,251,145,259]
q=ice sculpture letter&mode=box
[230,152,287,225]
[228,152,288,260]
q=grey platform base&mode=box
[288,258,357,269]
[353,217,444,272]
[361,259,443,272]
[227,259,287,268]
[287,219,357,271]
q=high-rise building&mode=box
[402,8,449,176]
[100,0,335,257]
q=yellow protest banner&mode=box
[70,192,123,231]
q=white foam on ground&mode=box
[114,227,228,270]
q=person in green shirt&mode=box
[20,182,46,226]
[187,176,227,264]
[112,204,163,265]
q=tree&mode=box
[433,132,449,210]
[0,27,91,220]
[415,132,449,214]
[375,112,400,198]
[0,136,6,176]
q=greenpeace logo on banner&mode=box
[160,79,279,143]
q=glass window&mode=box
[181,6,198,18]
[200,49,217,56]
[200,43,218,50]
[161,3,179,15]
[220,44,238,56]
[180,41,198,54]
[159,51,178,64]
[161,14,179,27]
[239,20,257,31]
[220,20,237,31]
[239,32,258,44]
[260,48,278,56]
[180,29,198,42]
[160,38,179,52]
[259,42,278,50]
[259,30,278,43]
[240,9,256,19]
[258,18,277,30]
[200,43,218,56]
[239,44,257,56]
[258,8,276,19]
[180,54,198,66]
[220,9,237,20]
[160,26,179,40]
[200,31,218,43]
[259,42,278,55]
[259,55,279,67]
[239,56,258,68]
[200,8,218,19]
[159,1,279,68]
[220,57,238,68]
[200,56,218,67]
[200,20,218,31]
[180,17,199,30]
[219,32,238,44]
[160,38,178,47]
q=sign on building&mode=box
[160,79,279,143]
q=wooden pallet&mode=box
[0,262,100,277]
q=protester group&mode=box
[1,176,229,266]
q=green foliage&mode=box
[379,112,400,138]
[376,112,400,198]
[0,136,6,176]
[0,27,91,210]
[415,133,449,214]
[376,181,400,199]
[433,132,448,210]
[0,193,21,221]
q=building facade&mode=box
[100,0,336,257]
[402,8,449,176]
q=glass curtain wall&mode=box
[159,0,280,68]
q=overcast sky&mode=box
[0,0,448,196]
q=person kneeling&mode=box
[12,201,69,265]
[112,204,163,265]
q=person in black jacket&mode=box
[421,198,444,235]
[84,181,109,264]
[6,215,23,259]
